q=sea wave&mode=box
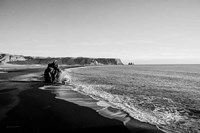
[71,83,200,133]
[59,69,72,84]
[59,68,200,133]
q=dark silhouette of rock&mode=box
[128,62,134,65]
[44,60,62,83]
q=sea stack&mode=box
[44,60,61,83]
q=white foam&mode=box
[96,101,111,107]
[97,107,128,121]
[70,83,199,133]
[59,70,71,84]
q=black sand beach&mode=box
[0,65,163,133]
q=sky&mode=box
[0,0,200,64]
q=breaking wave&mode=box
[71,83,200,133]
[58,68,200,133]
[59,69,72,84]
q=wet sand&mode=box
[0,64,164,133]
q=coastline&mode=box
[0,64,164,133]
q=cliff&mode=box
[0,53,123,65]
[0,53,26,64]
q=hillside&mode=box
[0,53,123,65]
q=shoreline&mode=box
[63,66,165,133]
[0,83,130,133]
[42,83,164,133]
[56,84,164,133]
[0,64,164,133]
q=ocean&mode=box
[41,65,200,133]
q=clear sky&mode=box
[1,0,200,64]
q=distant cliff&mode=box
[0,53,123,65]
[0,53,26,64]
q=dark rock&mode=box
[44,60,62,83]
[128,62,134,65]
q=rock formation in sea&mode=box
[0,53,124,65]
[44,60,61,83]
[128,62,134,65]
